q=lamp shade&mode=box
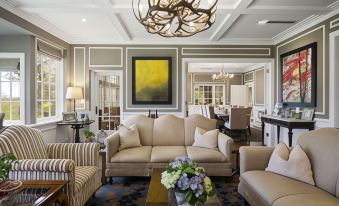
[66,87,83,100]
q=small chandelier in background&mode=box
[132,0,218,37]
[212,65,234,82]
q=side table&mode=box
[99,149,107,185]
[57,120,95,143]
[232,149,240,176]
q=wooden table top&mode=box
[146,168,221,206]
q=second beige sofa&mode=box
[105,114,233,178]
[238,128,339,206]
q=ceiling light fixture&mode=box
[81,18,87,23]
[211,64,234,82]
[132,0,218,37]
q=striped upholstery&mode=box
[0,125,101,206]
[47,143,99,166]
[0,125,48,159]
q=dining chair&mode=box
[224,107,248,142]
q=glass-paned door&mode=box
[193,84,225,106]
[92,72,122,132]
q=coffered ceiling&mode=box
[0,0,338,45]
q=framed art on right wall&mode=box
[280,42,317,107]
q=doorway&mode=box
[91,70,123,132]
[330,31,339,128]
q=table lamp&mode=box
[66,87,83,112]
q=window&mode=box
[0,54,24,125]
[36,53,61,120]
[193,84,225,106]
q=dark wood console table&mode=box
[58,120,95,143]
[261,115,315,147]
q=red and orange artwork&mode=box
[281,43,316,106]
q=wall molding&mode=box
[73,47,86,110]
[181,47,271,56]
[89,47,123,67]
[254,67,266,106]
[125,47,179,110]
[330,17,339,29]
[276,25,326,115]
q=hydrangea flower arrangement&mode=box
[161,156,216,205]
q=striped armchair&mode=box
[0,125,101,206]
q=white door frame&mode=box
[181,58,276,146]
[90,70,123,132]
[329,30,339,128]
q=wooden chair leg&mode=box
[109,177,113,185]
[248,125,251,136]
[244,130,248,144]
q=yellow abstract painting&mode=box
[132,57,172,104]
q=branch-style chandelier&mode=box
[211,65,234,82]
[132,0,218,37]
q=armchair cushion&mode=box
[74,166,99,192]
[47,143,100,167]
[186,146,226,163]
[12,159,75,173]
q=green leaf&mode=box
[182,167,195,175]
[197,192,207,203]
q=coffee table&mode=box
[1,180,68,206]
[146,168,221,206]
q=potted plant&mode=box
[0,153,21,199]
[161,156,216,206]
[83,130,96,143]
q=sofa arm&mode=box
[239,146,274,174]
[218,132,233,162]
[12,159,75,173]
[105,131,120,162]
[47,143,100,167]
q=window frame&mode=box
[0,53,25,125]
[193,84,226,106]
[35,52,63,123]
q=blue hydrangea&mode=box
[177,173,190,190]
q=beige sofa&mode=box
[238,128,339,206]
[105,114,233,177]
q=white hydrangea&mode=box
[203,176,213,194]
[161,170,181,189]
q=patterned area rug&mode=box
[86,175,245,206]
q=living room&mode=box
[0,0,339,205]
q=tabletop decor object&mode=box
[97,129,108,148]
[0,153,20,199]
[62,112,78,123]
[83,129,96,143]
[161,156,216,206]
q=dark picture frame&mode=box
[280,42,317,107]
[132,57,172,104]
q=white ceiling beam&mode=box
[93,0,131,41]
[210,0,253,42]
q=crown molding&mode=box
[0,0,73,43]
[273,8,339,44]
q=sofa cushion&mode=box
[184,115,217,146]
[272,193,339,206]
[118,124,142,151]
[297,128,339,196]
[151,146,187,162]
[241,170,326,205]
[111,146,152,163]
[186,146,226,163]
[192,127,219,149]
[122,115,154,146]
[74,166,99,193]
[265,143,315,185]
[153,115,185,146]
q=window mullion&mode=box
[9,73,12,120]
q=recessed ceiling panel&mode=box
[250,0,337,8]
[222,13,314,39]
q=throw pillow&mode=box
[118,124,142,151]
[265,143,315,185]
[192,127,219,149]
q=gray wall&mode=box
[275,13,339,119]
[71,45,274,114]
[0,35,34,123]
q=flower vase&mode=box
[175,191,192,206]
